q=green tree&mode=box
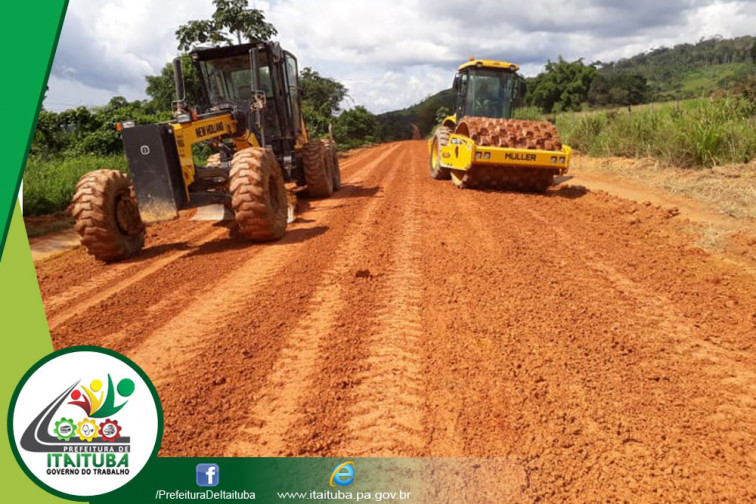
[526,57,598,113]
[333,106,377,148]
[299,67,348,138]
[176,0,277,51]
[30,98,172,157]
[145,54,204,111]
[434,106,451,124]
[587,72,649,107]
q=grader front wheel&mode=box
[229,147,288,241]
[72,170,145,262]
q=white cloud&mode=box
[45,0,756,114]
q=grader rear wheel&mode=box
[229,147,288,241]
[72,170,145,262]
[322,139,341,191]
[206,153,222,168]
[303,140,333,197]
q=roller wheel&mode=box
[303,140,333,197]
[322,139,341,191]
[206,153,221,168]
[430,126,452,180]
[72,169,145,262]
[229,147,287,241]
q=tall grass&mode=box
[558,97,756,168]
[512,106,545,121]
[23,154,127,216]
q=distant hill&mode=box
[599,35,756,100]
[377,35,756,140]
[376,88,454,142]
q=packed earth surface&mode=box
[35,140,756,502]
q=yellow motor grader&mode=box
[429,58,571,191]
[72,41,340,262]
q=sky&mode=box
[45,0,756,114]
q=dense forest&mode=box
[602,35,756,99]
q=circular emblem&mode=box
[8,346,163,500]
[53,418,76,441]
[140,145,150,155]
[99,419,122,442]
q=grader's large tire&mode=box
[72,170,145,262]
[206,153,222,168]
[322,139,341,191]
[229,147,287,241]
[430,126,452,180]
[303,140,333,197]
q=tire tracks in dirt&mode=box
[224,146,410,457]
[36,218,219,300]
[340,143,428,456]
[34,140,756,501]
[125,143,404,384]
[47,144,400,352]
[45,225,226,330]
[145,143,404,455]
[248,142,424,457]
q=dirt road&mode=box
[37,141,755,502]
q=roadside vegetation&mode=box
[24,155,128,217]
[558,93,756,168]
[25,97,167,216]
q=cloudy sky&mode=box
[46,0,756,114]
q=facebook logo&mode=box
[196,463,219,487]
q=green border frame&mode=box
[6,345,164,501]
[0,1,69,260]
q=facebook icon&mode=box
[196,463,219,487]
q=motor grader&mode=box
[72,41,340,262]
[429,58,571,191]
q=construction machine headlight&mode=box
[176,113,192,124]
[116,121,135,132]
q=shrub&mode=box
[23,154,128,216]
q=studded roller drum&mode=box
[453,116,562,191]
